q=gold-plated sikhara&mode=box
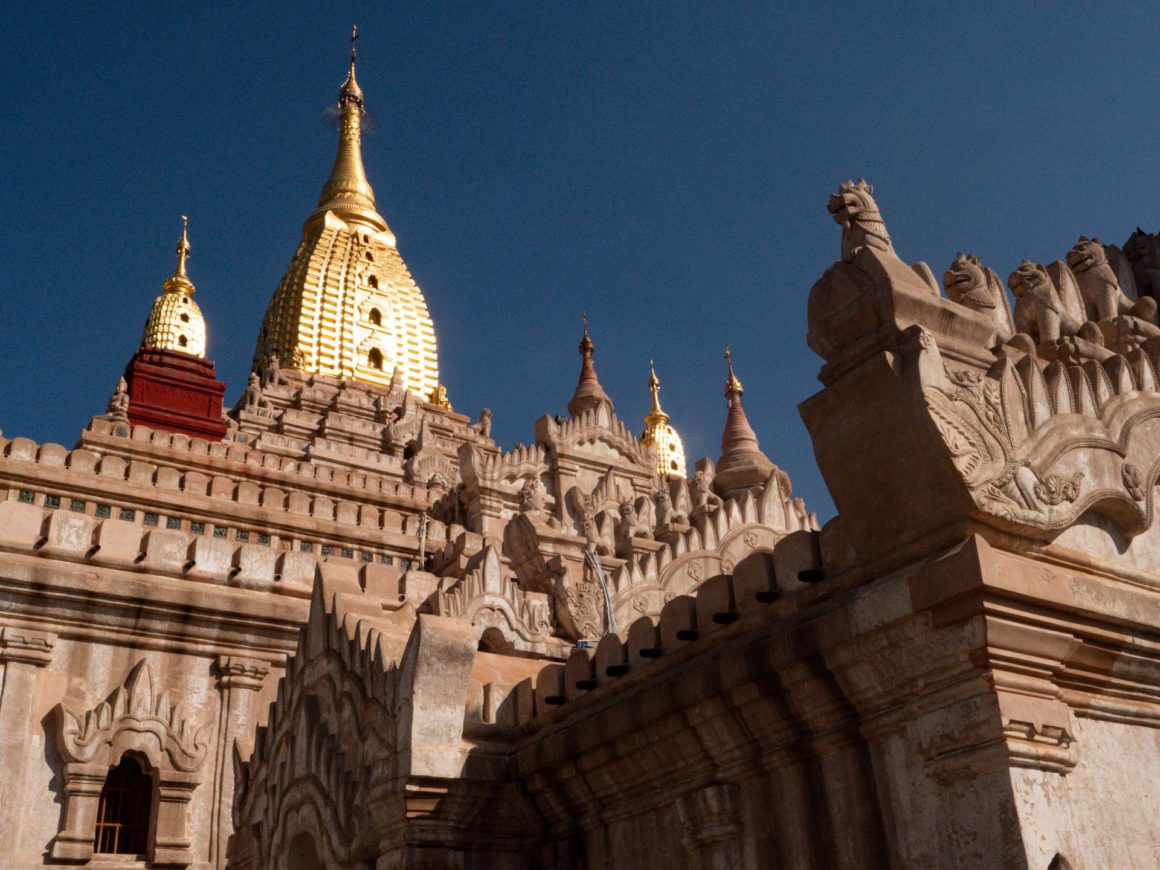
[254,30,440,399]
[641,360,687,478]
[141,216,207,357]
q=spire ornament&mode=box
[141,217,207,357]
[174,215,190,279]
[568,314,613,418]
[714,346,773,498]
[724,346,743,397]
[641,359,687,478]
[252,32,440,399]
[308,26,383,232]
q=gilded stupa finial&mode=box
[143,217,207,357]
[341,24,363,104]
[162,215,195,296]
[646,359,666,421]
[174,215,190,279]
[724,346,743,397]
[579,312,594,355]
[308,25,384,233]
[641,359,686,478]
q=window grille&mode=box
[93,756,152,856]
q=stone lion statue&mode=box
[1008,260,1081,342]
[1125,227,1160,300]
[943,252,1014,342]
[1067,236,1156,324]
[828,179,894,263]
[826,179,939,293]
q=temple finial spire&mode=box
[142,216,207,357]
[567,314,613,417]
[641,358,686,477]
[647,359,664,417]
[724,346,743,397]
[308,26,386,234]
[173,215,190,280]
[714,346,773,497]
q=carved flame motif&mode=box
[1123,462,1145,502]
[1032,472,1085,506]
[59,660,208,772]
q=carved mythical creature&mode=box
[613,498,650,557]
[655,487,686,527]
[1125,228,1160,300]
[428,384,451,410]
[1066,236,1154,322]
[472,407,492,438]
[828,179,894,263]
[106,377,130,421]
[943,252,1014,342]
[568,487,614,556]
[518,476,544,513]
[241,373,269,411]
[1008,260,1081,342]
[689,469,723,517]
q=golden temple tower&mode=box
[142,216,207,357]
[254,29,439,398]
[640,360,687,478]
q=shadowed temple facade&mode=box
[2,43,1159,870]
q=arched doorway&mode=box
[286,831,325,870]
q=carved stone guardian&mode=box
[943,252,1014,343]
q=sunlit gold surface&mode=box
[141,216,207,357]
[640,361,687,478]
[254,43,439,398]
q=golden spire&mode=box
[307,25,387,233]
[253,32,439,399]
[568,313,614,417]
[172,215,191,282]
[641,359,686,478]
[646,359,665,420]
[142,216,207,357]
[724,345,743,397]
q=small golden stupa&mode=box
[141,216,207,357]
[640,360,687,478]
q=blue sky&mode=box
[3,4,1159,520]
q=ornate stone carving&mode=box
[1067,236,1151,322]
[944,252,1014,343]
[59,660,207,772]
[905,324,1160,536]
[559,558,608,641]
[472,407,492,438]
[106,376,130,422]
[1123,461,1145,501]
[829,178,895,263]
[52,660,206,865]
[434,546,554,652]
[1008,260,1082,342]
[689,468,723,519]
